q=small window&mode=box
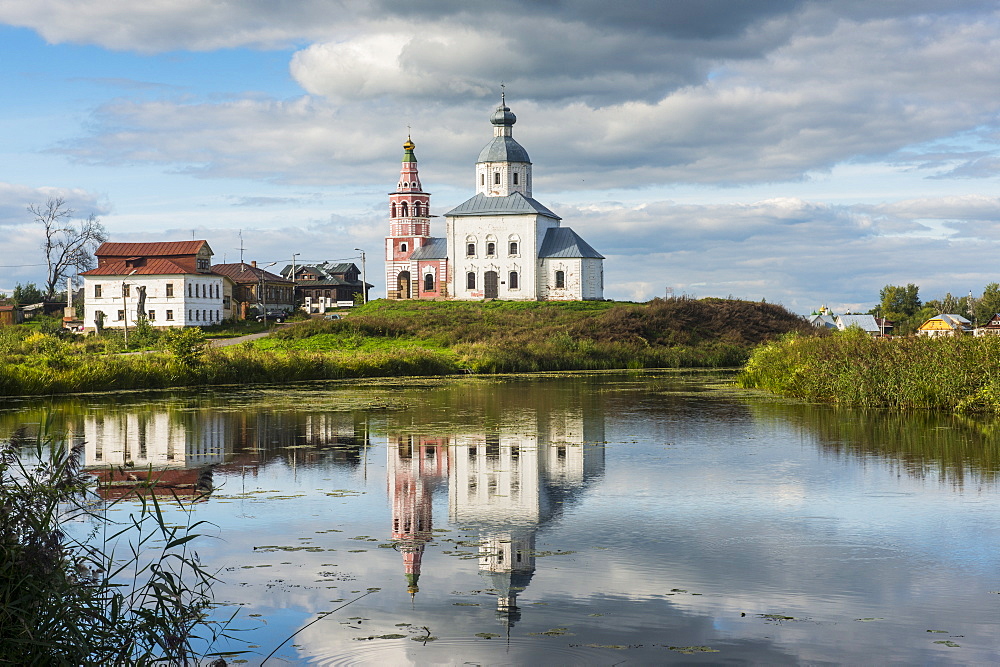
[187,284,192,297]
[122,284,130,297]
[391,203,396,217]
[555,270,565,289]
[467,272,476,290]
[166,310,174,321]
[117,310,125,321]
[401,202,408,216]
[400,243,408,252]
[509,241,518,255]
[513,172,519,185]
[424,274,434,291]
[467,243,475,257]
[509,272,519,289]
[165,283,173,297]
[148,310,155,321]
[94,284,102,298]
[494,172,501,185]
[486,242,496,256]
[480,174,485,186]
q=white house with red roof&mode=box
[80,240,226,330]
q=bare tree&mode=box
[30,198,108,300]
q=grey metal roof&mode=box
[409,237,448,260]
[836,314,880,332]
[445,192,560,220]
[477,135,531,163]
[538,227,604,259]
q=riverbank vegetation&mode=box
[738,328,1000,413]
[0,297,812,397]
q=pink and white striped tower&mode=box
[385,137,432,299]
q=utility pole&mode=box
[290,253,299,312]
[354,248,367,304]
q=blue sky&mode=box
[1,1,999,313]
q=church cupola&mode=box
[476,91,532,198]
[389,136,431,239]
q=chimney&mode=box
[251,261,257,268]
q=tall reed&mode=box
[0,425,243,664]
[738,329,1000,412]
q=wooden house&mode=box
[917,313,973,337]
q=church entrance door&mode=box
[484,271,498,299]
[397,271,411,299]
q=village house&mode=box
[835,314,883,336]
[80,240,225,330]
[385,95,604,301]
[917,313,973,337]
[282,262,368,313]
[212,261,294,320]
[975,313,1000,336]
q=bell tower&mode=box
[386,137,432,298]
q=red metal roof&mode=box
[95,240,210,257]
[80,258,198,276]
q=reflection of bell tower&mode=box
[479,530,536,626]
[387,435,450,598]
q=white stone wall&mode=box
[446,213,559,300]
[83,274,224,330]
[537,257,604,301]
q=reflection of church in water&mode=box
[386,411,605,625]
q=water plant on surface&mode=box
[0,425,243,665]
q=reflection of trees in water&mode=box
[751,402,1000,486]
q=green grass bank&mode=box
[0,297,812,397]
[737,328,1000,413]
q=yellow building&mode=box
[917,313,972,337]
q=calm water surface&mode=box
[4,371,1000,665]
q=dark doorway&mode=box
[484,271,498,299]
[397,271,411,299]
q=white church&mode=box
[385,95,605,301]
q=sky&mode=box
[1,0,998,314]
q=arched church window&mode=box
[509,271,519,289]
[414,202,421,217]
[391,203,396,217]
[494,172,501,185]
[401,202,408,216]
[509,241,518,256]
[400,243,408,253]
[513,172,519,185]
[467,243,475,257]
[467,272,476,290]
[481,173,485,186]
[555,270,565,289]
[424,274,434,291]
[486,242,496,256]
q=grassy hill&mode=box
[261,297,814,372]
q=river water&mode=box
[4,371,1000,665]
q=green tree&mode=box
[975,283,1000,325]
[879,283,921,319]
[11,282,45,306]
